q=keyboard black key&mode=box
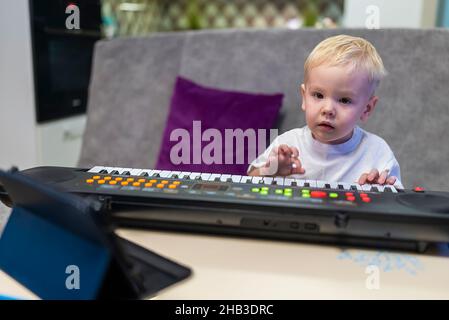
[99,169,108,174]
[291,181,297,187]
[214,177,220,182]
[304,182,310,187]
[122,171,130,175]
[140,172,149,177]
[152,173,160,177]
[350,185,357,191]
[110,170,119,175]
[338,184,344,190]
[372,186,379,192]
[325,183,331,189]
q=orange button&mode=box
[126,178,134,182]
[97,180,105,184]
[144,183,153,188]
[347,196,356,201]
[104,176,112,181]
[121,181,129,186]
[109,180,117,185]
[168,185,177,189]
[156,184,164,188]
[311,191,327,198]
[138,178,146,183]
[86,179,94,184]
[173,181,181,185]
[132,182,141,187]
[362,197,371,203]
[92,175,101,180]
[150,179,157,183]
[115,177,123,181]
[161,180,169,184]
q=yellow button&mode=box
[168,184,177,189]
[156,184,164,188]
[97,180,105,184]
[161,180,169,184]
[126,178,134,182]
[86,179,94,184]
[150,179,157,183]
[121,181,129,186]
[109,180,117,185]
[132,182,141,187]
[173,181,181,185]
[115,177,123,181]
[138,178,146,183]
[92,175,101,180]
[144,183,153,188]
[104,176,112,181]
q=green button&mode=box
[251,188,260,192]
[302,194,311,198]
[260,190,269,195]
[284,193,292,197]
[284,188,292,193]
[302,189,310,193]
[329,193,338,198]
[275,189,283,194]
[261,187,269,191]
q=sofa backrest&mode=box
[79,28,449,191]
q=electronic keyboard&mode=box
[2,165,449,252]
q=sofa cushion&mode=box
[155,76,283,175]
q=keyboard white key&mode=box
[251,176,263,184]
[231,175,242,183]
[284,178,294,186]
[385,185,398,193]
[305,180,316,188]
[179,171,191,179]
[330,182,339,189]
[117,167,132,174]
[189,172,201,180]
[88,166,105,173]
[316,180,327,188]
[220,174,232,182]
[240,176,253,183]
[159,170,172,178]
[263,177,273,185]
[208,174,221,182]
[273,177,284,185]
[200,173,211,181]
[362,184,373,191]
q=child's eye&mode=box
[339,97,352,104]
[312,92,324,99]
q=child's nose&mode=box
[321,101,336,116]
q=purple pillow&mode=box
[155,76,283,175]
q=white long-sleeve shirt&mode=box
[249,125,403,188]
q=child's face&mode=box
[301,64,378,145]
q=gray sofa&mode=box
[79,28,449,191]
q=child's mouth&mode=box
[318,122,335,130]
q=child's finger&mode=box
[378,170,389,185]
[290,147,300,159]
[386,176,397,185]
[367,169,379,182]
[358,173,368,185]
[291,158,305,174]
[279,144,290,156]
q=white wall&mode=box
[0,0,38,170]
[344,0,438,28]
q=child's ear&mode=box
[360,95,378,122]
[300,84,306,111]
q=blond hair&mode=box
[304,35,387,89]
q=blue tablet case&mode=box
[0,169,191,299]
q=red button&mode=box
[345,192,354,197]
[414,187,425,192]
[360,193,368,197]
[362,197,371,203]
[347,196,356,201]
[311,191,327,198]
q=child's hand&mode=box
[358,169,397,185]
[260,144,305,176]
